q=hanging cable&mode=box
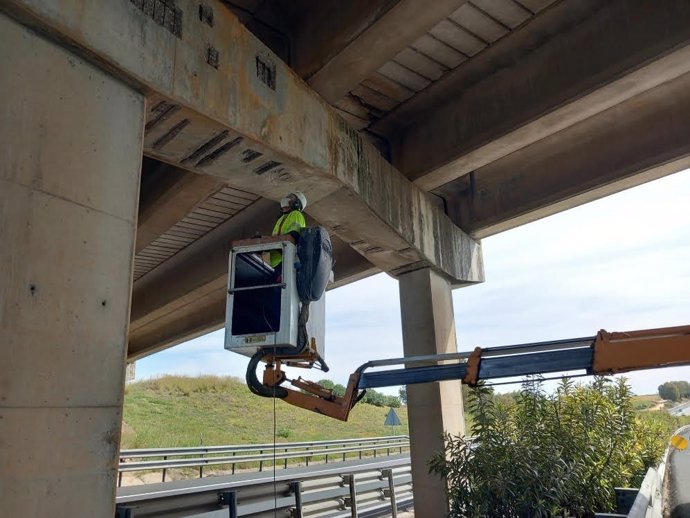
[272,343,278,517]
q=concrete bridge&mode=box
[3,1,690,516]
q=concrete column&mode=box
[0,14,144,517]
[399,268,465,516]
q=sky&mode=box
[135,168,690,396]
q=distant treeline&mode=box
[318,379,401,407]
[658,381,690,402]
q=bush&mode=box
[361,389,400,408]
[632,399,656,411]
[317,379,346,397]
[277,427,291,439]
[318,379,399,407]
[140,375,238,395]
[430,377,667,517]
[386,396,402,408]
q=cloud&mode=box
[139,169,690,397]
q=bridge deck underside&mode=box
[123,1,690,359]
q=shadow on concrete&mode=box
[671,503,690,517]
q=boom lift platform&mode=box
[224,231,333,398]
[225,231,690,421]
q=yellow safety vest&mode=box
[270,210,306,267]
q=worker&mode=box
[270,191,307,271]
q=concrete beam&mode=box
[129,260,379,359]
[385,0,690,191]
[130,259,378,359]
[2,0,482,285]
[290,0,395,80]
[128,199,377,358]
[129,288,226,360]
[130,199,276,334]
[136,160,223,252]
[443,71,690,238]
[300,0,467,103]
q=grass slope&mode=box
[631,394,664,411]
[122,375,409,449]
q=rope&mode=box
[272,345,278,517]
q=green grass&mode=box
[631,394,663,411]
[122,375,410,449]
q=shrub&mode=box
[632,400,653,411]
[139,375,239,395]
[430,377,667,517]
[318,379,400,407]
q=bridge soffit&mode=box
[2,0,483,285]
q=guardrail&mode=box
[624,424,690,518]
[116,454,413,517]
[119,436,410,487]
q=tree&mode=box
[658,381,690,402]
[385,395,401,408]
[318,379,334,390]
[430,377,666,517]
[398,387,407,405]
[332,384,346,398]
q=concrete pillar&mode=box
[399,268,465,516]
[0,14,144,517]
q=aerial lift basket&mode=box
[225,230,346,411]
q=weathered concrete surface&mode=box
[303,0,467,104]
[388,0,690,192]
[291,0,398,80]
[0,13,143,517]
[399,268,465,517]
[1,0,483,286]
[442,71,690,238]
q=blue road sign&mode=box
[384,408,401,427]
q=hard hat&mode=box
[291,191,307,211]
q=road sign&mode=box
[384,408,401,427]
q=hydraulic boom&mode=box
[246,324,690,421]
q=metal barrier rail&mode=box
[119,436,410,487]
[121,436,410,459]
[116,454,413,517]
[625,424,690,518]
